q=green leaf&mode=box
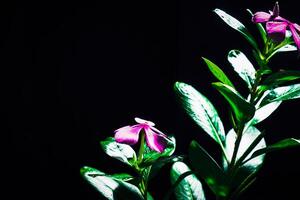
[262,70,300,88]
[110,173,134,181]
[213,9,259,52]
[246,9,267,43]
[202,57,235,88]
[224,126,266,170]
[261,83,300,105]
[174,82,225,145]
[212,82,255,124]
[170,161,206,200]
[223,126,266,186]
[80,166,143,200]
[189,140,229,197]
[276,44,297,53]
[100,137,136,166]
[246,138,300,162]
[87,172,134,182]
[142,136,176,165]
[227,50,256,89]
[147,193,154,200]
[250,100,282,125]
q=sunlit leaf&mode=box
[213,9,259,52]
[81,166,143,200]
[224,126,266,170]
[227,50,256,89]
[174,82,225,145]
[202,57,235,88]
[83,171,134,182]
[189,140,229,197]
[276,44,297,52]
[250,101,282,125]
[223,126,266,186]
[261,83,300,105]
[212,82,255,124]
[170,161,206,200]
[247,138,300,162]
[100,137,136,166]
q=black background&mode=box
[5,0,300,199]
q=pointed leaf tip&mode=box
[213,8,259,51]
[174,82,225,145]
[202,57,235,88]
[227,50,256,89]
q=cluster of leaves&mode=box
[81,6,300,200]
[173,8,300,199]
[81,136,180,199]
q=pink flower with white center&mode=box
[114,117,168,153]
[252,2,300,51]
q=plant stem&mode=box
[137,131,146,164]
[136,131,149,199]
[228,124,244,172]
[143,167,151,199]
[227,54,266,189]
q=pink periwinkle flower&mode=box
[114,117,168,153]
[252,2,300,50]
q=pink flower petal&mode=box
[114,125,143,145]
[293,23,300,32]
[266,21,288,42]
[150,126,167,136]
[290,25,300,50]
[274,16,289,22]
[252,12,271,23]
[144,127,167,153]
[134,117,155,126]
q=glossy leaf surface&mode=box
[250,100,282,125]
[227,50,256,89]
[224,126,266,171]
[276,44,297,52]
[261,83,300,105]
[100,137,136,166]
[223,126,265,186]
[174,82,225,145]
[213,9,259,51]
[81,166,143,200]
[170,161,206,200]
